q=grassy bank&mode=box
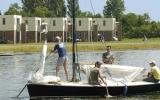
[0,38,160,52]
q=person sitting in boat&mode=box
[143,60,160,83]
[51,36,68,81]
[88,61,107,85]
[102,45,115,64]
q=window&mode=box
[25,20,28,24]
[17,18,20,25]
[79,20,81,26]
[93,20,95,23]
[2,18,5,25]
[53,20,56,26]
[103,20,106,26]
[37,20,40,26]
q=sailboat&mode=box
[27,62,160,97]
[26,0,160,98]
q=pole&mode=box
[16,84,27,97]
[71,0,77,82]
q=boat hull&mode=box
[27,82,160,97]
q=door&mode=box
[16,31,20,43]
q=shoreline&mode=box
[0,40,160,53]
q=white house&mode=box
[92,18,116,41]
[75,18,92,41]
[22,17,41,43]
[67,18,117,41]
[0,15,120,43]
[41,17,67,42]
[0,15,22,44]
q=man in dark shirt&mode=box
[88,61,107,85]
[102,46,114,64]
[52,36,68,81]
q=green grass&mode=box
[0,38,160,52]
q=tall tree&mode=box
[67,0,81,17]
[4,3,22,15]
[103,0,125,21]
[34,6,49,17]
[21,0,45,16]
[46,0,66,17]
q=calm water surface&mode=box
[0,50,160,100]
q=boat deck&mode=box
[31,80,159,87]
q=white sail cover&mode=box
[37,40,48,75]
[28,40,60,83]
[80,64,146,83]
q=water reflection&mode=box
[0,50,160,100]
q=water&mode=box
[0,50,160,100]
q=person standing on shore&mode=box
[52,36,68,81]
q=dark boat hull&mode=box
[27,82,160,97]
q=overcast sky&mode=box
[0,0,160,21]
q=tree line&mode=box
[2,0,160,38]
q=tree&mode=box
[21,0,66,17]
[21,0,45,16]
[79,11,93,18]
[4,3,22,15]
[79,11,102,18]
[57,0,66,17]
[67,0,81,17]
[143,13,150,24]
[34,6,49,17]
[94,13,102,18]
[46,0,66,17]
[121,13,137,36]
[121,13,152,38]
[103,0,125,21]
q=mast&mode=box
[71,0,77,82]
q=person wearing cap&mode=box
[143,60,160,82]
[102,45,115,64]
[52,36,68,81]
[88,61,107,85]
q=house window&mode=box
[25,20,28,24]
[53,20,56,26]
[17,18,20,25]
[79,20,81,26]
[2,18,5,25]
[103,20,106,26]
[93,20,95,23]
[37,20,40,26]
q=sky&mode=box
[0,0,160,21]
